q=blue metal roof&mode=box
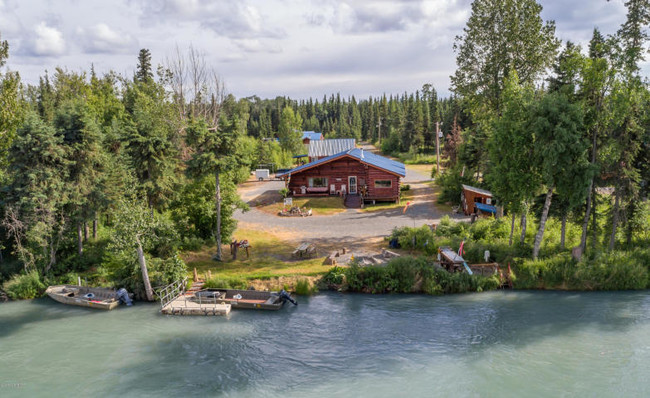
[475,203,497,214]
[301,131,323,141]
[276,148,406,178]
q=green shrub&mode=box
[179,236,205,251]
[322,266,345,286]
[204,276,247,289]
[573,250,649,290]
[3,271,46,300]
[386,256,426,293]
[400,184,411,191]
[279,187,289,198]
[295,278,316,295]
[435,169,476,205]
[343,256,500,295]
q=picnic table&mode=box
[292,242,317,258]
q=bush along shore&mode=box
[326,215,650,294]
[3,215,648,300]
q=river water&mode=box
[1,291,650,397]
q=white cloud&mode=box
[232,38,281,53]
[77,23,137,54]
[137,0,283,39]
[29,22,66,56]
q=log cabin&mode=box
[277,148,406,204]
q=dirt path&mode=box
[234,144,466,251]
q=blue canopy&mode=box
[475,203,497,214]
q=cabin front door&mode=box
[348,176,357,194]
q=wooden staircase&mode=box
[185,280,205,295]
[344,194,362,209]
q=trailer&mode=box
[255,169,270,181]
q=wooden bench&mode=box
[306,187,329,194]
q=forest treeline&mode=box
[0,0,649,299]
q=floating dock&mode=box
[160,294,231,316]
[158,279,231,316]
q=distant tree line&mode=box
[241,88,470,156]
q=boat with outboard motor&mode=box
[191,288,297,310]
[45,285,133,310]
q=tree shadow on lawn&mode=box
[246,189,282,207]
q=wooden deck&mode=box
[161,294,231,316]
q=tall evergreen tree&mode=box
[135,49,153,83]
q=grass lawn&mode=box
[360,189,414,212]
[181,228,330,282]
[255,196,347,216]
[429,182,454,212]
[405,163,434,178]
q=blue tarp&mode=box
[475,203,497,214]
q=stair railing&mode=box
[156,277,187,309]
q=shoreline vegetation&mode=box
[4,215,649,301]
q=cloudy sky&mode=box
[0,0,639,99]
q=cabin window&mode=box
[308,177,328,187]
[374,179,392,188]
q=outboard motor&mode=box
[116,288,133,306]
[279,289,297,306]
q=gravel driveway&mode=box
[234,162,466,246]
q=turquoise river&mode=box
[1,291,650,397]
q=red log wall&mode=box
[286,156,401,201]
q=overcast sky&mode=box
[0,0,641,100]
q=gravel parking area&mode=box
[234,163,466,250]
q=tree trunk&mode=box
[625,202,636,246]
[533,187,554,260]
[520,209,527,244]
[136,235,154,301]
[93,214,98,240]
[509,212,515,246]
[609,187,620,251]
[580,124,598,257]
[77,223,83,255]
[214,171,223,261]
[591,184,598,250]
[560,213,567,250]
[46,240,56,273]
[84,221,89,241]
[579,180,593,257]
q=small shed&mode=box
[301,131,323,145]
[308,139,356,161]
[461,184,495,215]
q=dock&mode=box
[160,294,231,316]
[157,278,231,316]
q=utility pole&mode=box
[435,121,441,176]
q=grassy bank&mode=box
[182,227,330,290]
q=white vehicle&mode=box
[255,169,270,181]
